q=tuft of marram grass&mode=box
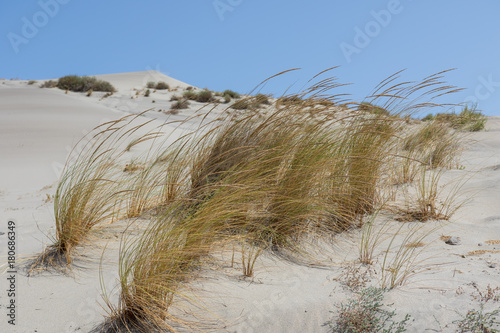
[29,113,158,272]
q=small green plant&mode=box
[431,104,486,132]
[223,89,240,99]
[329,287,411,333]
[454,284,500,332]
[155,81,169,90]
[170,95,181,101]
[57,75,115,92]
[39,80,57,88]
[422,113,434,121]
[147,81,156,89]
[453,104,487,132]
[183,91,197,100]
[171,99,189,110]
[255,93,271,105]
[144,89,150,97]
[196,90,213,103]
[455,307,500,332]
[28,80,37,85]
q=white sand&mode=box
[0,73,499,332]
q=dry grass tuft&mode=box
[29,113,158,272]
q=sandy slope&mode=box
[0,74,499,333]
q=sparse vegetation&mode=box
[28,80,37,85]
[329,287,411,333]
[454,285,500,332]
[195,90,213,102]
[171,99,189,110]
[423,104,487,132]
[40,80,57,88]
[223,89,240,99]
[57,75,115,93]
[144,89,150,97]
[28,68,469,330]
[155,81,169,90]
[183,90,197,100]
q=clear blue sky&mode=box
[1,0,500,115]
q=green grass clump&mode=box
[223,89,240,99]
[422,113,434,121]
[427,104,486,132]
[452,104,487,132]
[28,80,37,85]
[195,90,213,103]
[144,89,150,97]
[171,99,190,110]
[183,91,197,100]
[155,81,169,90]
[146,81,156,89]
[329,287,411,333]
[57,75,115,92]
[40,80,57,88]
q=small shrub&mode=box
[144,89,150,97]
[330,287,411,333]
[92,79,115,92]
[171,99,189,110]
[422,113,434,121]
[196,90,213,103]
[223,95,231,103]
[170,95,181,101]
[57,75,115,92]
[255,93,271,105]
[146,81,155,89]
[155,81,169,90]
[86,89,93,97]
[28,80,37,85]
[223,89,240,99]
[40,80,57,88]
[183,91,197,100]
[185,86,194,91]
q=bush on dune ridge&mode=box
[57,75,115,93]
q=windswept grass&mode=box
[29,113,157,272]
[76,68,467,330]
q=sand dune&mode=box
[0,73,499,333]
